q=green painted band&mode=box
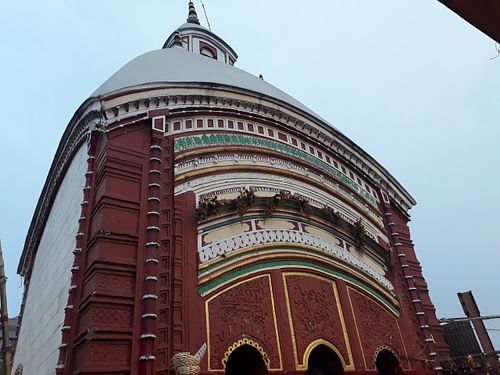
[175,134,377,205]
[198,259,399,315]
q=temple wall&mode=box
[13,83,445,374]
[13,145,87,374]
[201,269,411,373]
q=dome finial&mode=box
[187,1,200,25]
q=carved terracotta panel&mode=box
[206,275,281,371]
[79,304,133,331]
[74,342,130,371]
[284,273,351,369]
[348,287,410,369]
[83,272,135,299]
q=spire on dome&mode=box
[187,1,200,25]
[163,2,238,65]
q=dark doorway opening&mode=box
[306,344,345,375]
[225,344,268,375]
[376,349,403,375]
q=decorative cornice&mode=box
[98,84,416,213]
[176,154,383,225]
[174,133,377,206]
[174,172,388,243]
[168,115,380,206]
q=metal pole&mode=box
[458,291,499,371]
[0,241,12,375]
[439,314,500,323]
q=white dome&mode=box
[92,46,325,121]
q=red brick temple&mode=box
[12,3,449,375]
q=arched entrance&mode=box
[225,344,269,375]
[306,344,345,375]
[375,349,403,375]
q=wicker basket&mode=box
[175,365,201,375]
[171,352,201,375]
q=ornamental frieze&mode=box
[100,89,414,212]
[197,224,392,291]
[175,173,388,242]
[175,153,383,226]
[205,275,282,371]
[169,116,378,203]
[283,273,354,370]
[174,134,378,206]
[348,287,410,370]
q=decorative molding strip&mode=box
[175,134,377,206]
[382,200,436,359]
[56,132,100,375]
[372,346,401,368]
[200,260,399,315]
[176,153,383,224]
[222,338,270,368]
[138,135,163,373]
[175,172,387,242]
[101,88,415,212]
[139,355,156,361]
[198,214,387,269]
[198,228,393,290]
[168,115,379,202]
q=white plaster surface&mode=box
[175,172,387,242]
[92,46,327,124]
[13,145,87,374]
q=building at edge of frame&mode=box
[12,3,449,375]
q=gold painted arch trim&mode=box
[222,338,271,369]
[205,274,283,371]
[303,339,349,371]
[373,345,401,367]
[282,272,355,371]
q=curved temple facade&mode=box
[13,3,449,375]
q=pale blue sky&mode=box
[1,1,499,346]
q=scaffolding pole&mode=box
[440,314,500,323]
[0,241,11,375]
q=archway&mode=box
[225,344,269,375]
[375,349,403,375]
[306,344,345,375]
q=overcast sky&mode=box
[1,1,499,346]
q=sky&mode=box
[1,1,499,347]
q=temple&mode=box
[12,3,449,375]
